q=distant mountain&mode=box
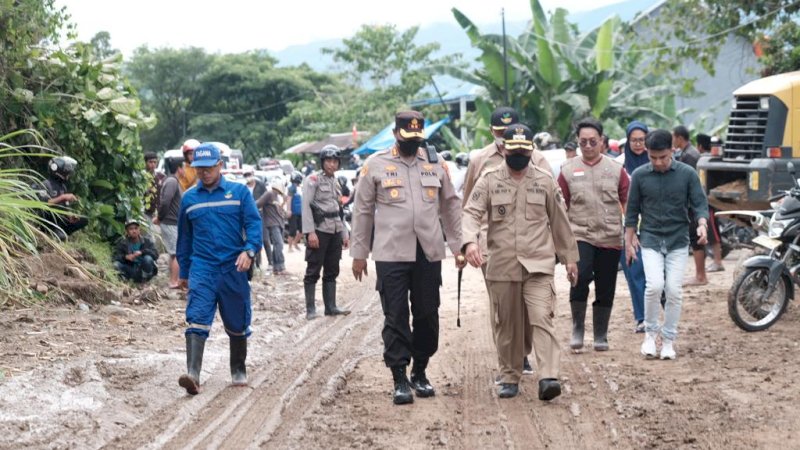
[274,0,657,95]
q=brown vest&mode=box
[560,155,623,248]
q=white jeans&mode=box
[641,246,689,341]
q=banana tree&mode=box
[437,0,682,143]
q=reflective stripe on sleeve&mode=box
[186,200,242,214]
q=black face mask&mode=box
[505,152,531,171]
[397,140,420,156]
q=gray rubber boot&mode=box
[305,283,318,320]
[593,306,613,351]
[570,302,587,350]
[323,281,350,316]
[178,333,205,395]
[230,338,248,385]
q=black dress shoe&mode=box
[538,378,561,401]
[498,383,519,398]
[410,371,435,398]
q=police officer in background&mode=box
[176,143,262,395]
[462,124,579,400]
[302,145,350,320]
[461,106,553,378]
[351,111,466,406]
[37,155,89,240]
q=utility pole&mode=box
[502,8,509,106]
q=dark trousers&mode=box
[569,241,621,308]
[375,242,441,368]
[303,230,342,284]
[114,255,156,283]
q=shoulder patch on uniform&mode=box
[360,165,369,177]
[309,174,318,183]
[440,161,450,179]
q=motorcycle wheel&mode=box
[728,266,790,332]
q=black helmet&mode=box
[291,171,303,184]
[48,156,78,180]
[455,152,469,167]
[337,175,348,188]
[319,145,340,163]
[439,150,453,161]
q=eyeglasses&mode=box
[578,139,599,148]
[630,138,646,144]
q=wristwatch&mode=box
[246,249,256,260]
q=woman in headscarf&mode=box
[619,121,649,332]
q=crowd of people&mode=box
[36,105,719,405]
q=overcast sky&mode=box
[56,0,627,55]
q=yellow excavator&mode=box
[698,71,800,211]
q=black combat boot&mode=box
[304,283,318,320]
[391,366,414,405]
[538,378,562,401]
[178,333,205,395]
[323,281,350,316]
[498,383,519,398]
[593,306,613,351]
[570,301,587,350]
[410,358,435,397]
[230,338,248,386]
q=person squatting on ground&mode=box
[461,106,554,377]
[619,121,649,333]
[625,129,708,361]
[156,157,185,288]
[302,145,350,320]
[286,171,304,252]
[351,111,465,405]
[462,123,578,401]
[557,118,630,352]
[256,179,288,275]
[37,155,89,240]
[113,219,159,283]
[176,143,262,395]
[178,138,200,192]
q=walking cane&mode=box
[457,268,463,328]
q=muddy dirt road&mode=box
[2,248,800,449]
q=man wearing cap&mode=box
[463,123,578,400]
[351,111,465,405]
[176,142,263,395]
[113,219,159,283]
[257,179,288,275]
[302,144,350,319]
[178,138,200,192]
[558,117,630,352]
[461,106,553,378]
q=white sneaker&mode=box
[660,339,676,360]
[641,332,657,358]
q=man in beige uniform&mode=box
[462,106,553,378]
[351,111,466,406]
[463,123,578,400]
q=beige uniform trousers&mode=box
[488,272,559,384]
[482,264,533,364]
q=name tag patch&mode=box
[382,178,403,188]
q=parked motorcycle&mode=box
[728,163,800,331]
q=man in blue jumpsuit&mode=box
[176,143,262,395]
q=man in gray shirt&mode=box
[256,180,287,275]
[625,129,708,361]
[155,157,184,288]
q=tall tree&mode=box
[126,46,212,151]
[89,31,118,59]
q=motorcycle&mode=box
[728,163,800,331]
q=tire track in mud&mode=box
[103,278,378,450]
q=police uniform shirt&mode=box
[462,164,579,281]
[301,171,347,238]
[350,145,462,262]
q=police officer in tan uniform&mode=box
[302,145,350,320]
[351,111,466,405]
[463,123,579,401]
[461,106,554,378]
[557,118,630,352]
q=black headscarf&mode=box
[624,121,650,174]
